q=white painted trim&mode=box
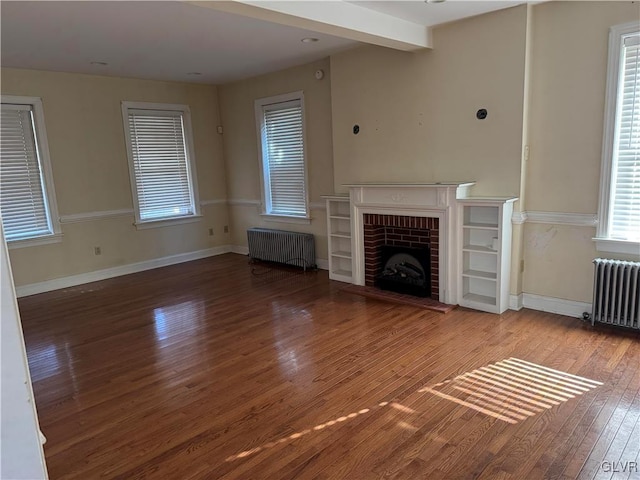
[196,0,432,51]
[347,183,466,305]
[260,213,311,225]
[1,95,61,240]
[526,212,598,227]
[593,238,640,256]
[59,209,134,224]
[0,223,49,480]
[228,199,261,207]
[320,195,349,201]
[511,211,528,225]
[134,215,203,230]
[518,293,591,319]
[230,245,249,255]
[255,91,310,220]
[15,246,234,297]
[122,101,192,112]
[56,200,315,223]
[509,293,523,311]
[512,211,598,227]
[200,199,227,207]
[227,198,323,211]
[12,237,593,319]
[121,101,201,224]
[597,21,640,240]
[7,233,63,250]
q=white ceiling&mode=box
[1,1,526,85]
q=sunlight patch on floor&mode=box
[225,357,603,463]
[225,405,380,461]
[419,357,602,424]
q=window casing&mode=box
[596,23,640,255]
[122,102,200,227]
[0,96,61,247]
[255,91,309,222]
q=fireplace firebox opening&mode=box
[363,214,439,300]
[375,245,431,298]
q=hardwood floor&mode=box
[19,253,640,479]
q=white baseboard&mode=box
[509,294,524,311]
[230,245,249,255]
[16,245,233,297]
[316,259,329,271]
[510,293,591,318]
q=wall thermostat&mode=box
[315,69,324,80]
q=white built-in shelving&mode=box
[321,186,517,314]
[322,195,352,283]
[458,198,517,314]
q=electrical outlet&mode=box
[208,228,214,236]
[94,246,102,256]
[224,225,229,233]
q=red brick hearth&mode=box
[363,214,439,300]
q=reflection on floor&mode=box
[18,254,640,480]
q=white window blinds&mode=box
[610,32,640,241]
[262,100,307,217]
[126,109,196,222]
[0,104,53,241]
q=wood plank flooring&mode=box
[18,253,640,479]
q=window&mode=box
[122,102,200,227]
[255,92,309,222]
[596,23,640,255]
[0,96,61,246]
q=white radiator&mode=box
[592,258,640,330]
[247,228,316,270]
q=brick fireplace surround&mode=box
[348,182,476,305]
[363,214,440,300]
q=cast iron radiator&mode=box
[247,228,316,270]
[591,258,640,330]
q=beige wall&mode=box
[522,1,640,303]
[526,1,639,214]
[330,2,640,304]
[330,5,529,299]
[4,1,639,303]
[2,68,230,286]
[330,5,528,197]
[218,58,334,260]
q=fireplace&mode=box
[348,182,475,305]
[376,245,431,297]
[363,214,439,300]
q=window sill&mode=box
[8,233,63,249]
[593,238,640,256]
[261,213,311,225]
[135,215,203,230]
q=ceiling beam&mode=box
[188,1,432,51]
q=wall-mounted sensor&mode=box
[315,69,324,80]
[353,125,360,134]
[476,108,488,120]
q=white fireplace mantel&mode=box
[347,182,475,305]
